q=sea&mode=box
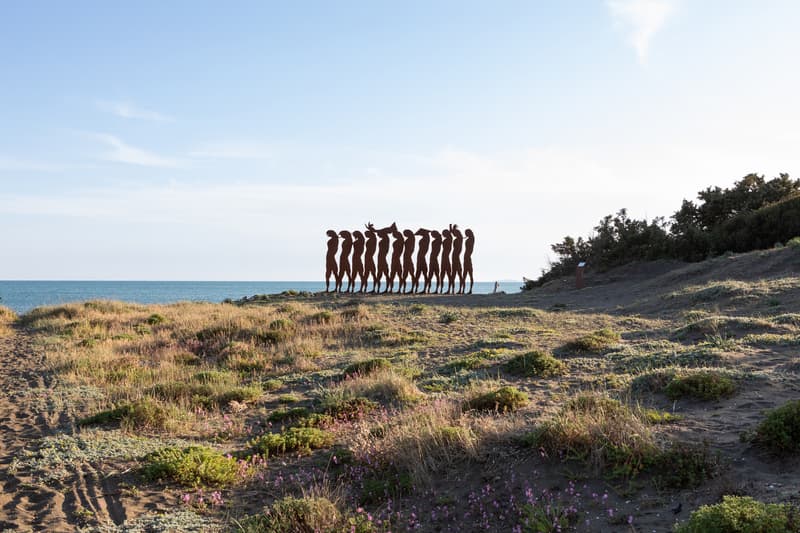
[0,281,523,314]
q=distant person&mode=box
[337,230,353,293]
[463,228,475,294]
[413,228,431,293]
[401,229,416,294]
[427,230,442,294]
[362,223,378,293]
[351,230,366,293]
[493,281,499,294]
[386,224,404,293]
[375,223,395,293]
[325,230,339,292]
[440,228,453,294]
[450,224,464,295]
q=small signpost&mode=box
[576,261,586,289]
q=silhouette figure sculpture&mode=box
[362,223,378,293]
[337,230,353,293]
[427,230,442,294]
[351,230,366,293]
[401,229,416,294]
[387,225,404,293]
[450,224,464,295]
[440,228,453,294]
[463,228,475,294]
[375,223,395,293]
[413,228,431,293]
[325,230,339,293]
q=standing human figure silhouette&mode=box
[386,225,404,293]
[362,223,378,293]
[400,229,416,294]
[427,230,442,293]
[440,228,453,294]
[450,224,464,295]
[413,228,431,293]
[337,230,353,293]
[325,230,339,293]
[351,230,366,293]
[375,223,395,293]
[462,228,474,294]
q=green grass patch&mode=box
[504,350,565,377]
[342,357,392,379]
[675,495,800,533]
[142,446,240,487]
[466,386,528,412]
[249,427,335,457]
[564,328,621,353]
[78,398,173,431]
[664,371,736,401]
[755,400,800,455]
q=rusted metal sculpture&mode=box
[325,223,474,295]
[427,230,442,294]
[462,228,475,294]
[440,228,453,294]
[351,230,366,293]
[413,228,431,294]
[362,223,378,293]
[387,224,404,294]
[325,230,339,293]
[337,230,353,293]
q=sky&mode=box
[1,0,800,281]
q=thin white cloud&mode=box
[96,100,173,122]
[0,155,62,172]
[189,140,272,160]
[607,0,676,63]
[91,133,184,168]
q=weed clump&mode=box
[504,350,565,377]
[564,328,621,353]
[341,358,392,379]
[755,400,800,454]
[237,496,372,533]
[664,371,736,401]
[466,386,528,413]
[675,495,800,533]
[250,427,335,457]
[79,398,173,431]
[142,446,239,487]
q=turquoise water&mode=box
[0,281,522,313]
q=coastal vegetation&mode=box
[1,244,799,530]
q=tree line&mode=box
[527,173,800,288]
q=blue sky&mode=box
[2,1,799,280]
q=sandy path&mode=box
[0,329,123,532]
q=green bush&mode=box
[307,311,334,324]
[236,496,375,533]
[675,495,800,533]
[664,371,736,401]
[341,358,392,378]
[146,313,166,325]
[788,236,800,248]
[504,350,565,377]
[142,446,239,487]
[565,329,621,353]
[250,427,335,457]
[650,443,717,490]
[78,398,172,431]
[324,396,378,420]
[440,311,459,324]
[755,400,800,454]
[267,407,310,424]
[466,386,528,412]
[217,385,262,406]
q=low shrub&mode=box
[307,310,334,324]
[250,427,335,457]
[142,446,239,487]
[650,442,718,490]
[146,313,166,325]
[217,385,262,406]
[675,495,800,533]
[331,368,420,405]
[504,350,565,377]
[525,394,656,478]
[268,407,310,424]
[466,386,528,413]
[564,328,621,353]
[664,371,736,401]
[440,311,459,324]
[78,398,172,431]
[341,358,392,379]
[755,400,800,454]
[324,396,378,421]
[236,496,374,533]
[787,236,800,249]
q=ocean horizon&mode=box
[0,280,523,314]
